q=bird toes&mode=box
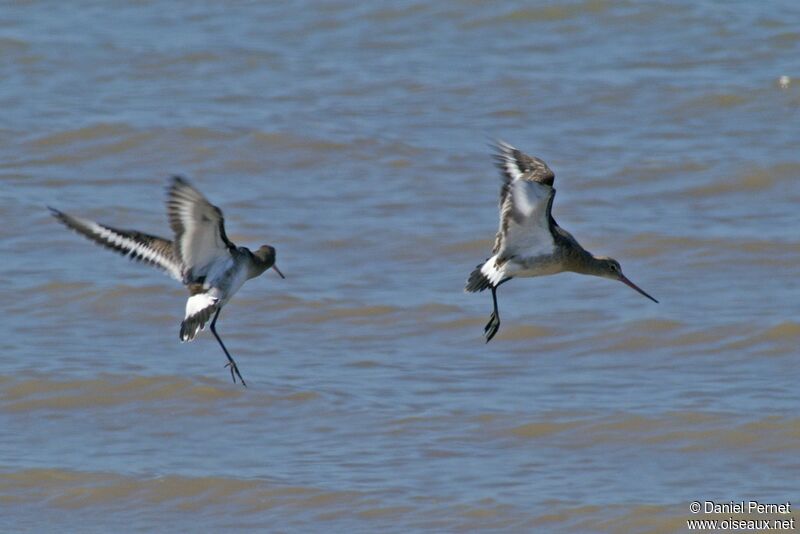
[224,362,247,388]
[484,312,500,343]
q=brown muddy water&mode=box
[1,2,799,532]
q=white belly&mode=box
[205,257,249,306]
[507,255,564,278]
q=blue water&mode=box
[1,1,799,532]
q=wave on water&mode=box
[0,375,319,413]
[536,503,682,533]
[0,375,236,412]
[463,0,613,27]
[0,467,688,532]
[685,163,800,198]
[622,232,800,263]
[30,123,137,149]
[501,411,800,453]
[444,238,494,256]
[722,321,800,355]
[500,324,557,341]
[681,92,751,112]
[0,467,363,512]
[297,304,401,326]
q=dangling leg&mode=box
[484,278,510,343]
[209,309,247,387]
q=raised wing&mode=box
[491,142,556,257]
[493,140,555,188]
[166,176,235,282]
[50,207,182,281]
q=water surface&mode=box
[1,1,799,532]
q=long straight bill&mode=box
[620,275,658,303]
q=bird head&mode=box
[595,256,657,303]
[254,245,285,278]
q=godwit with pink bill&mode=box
[466,141,657,342]
[50,176,284,386]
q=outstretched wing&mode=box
[50,207,182,281]
[491,141,556,257]
[493,140,555,188]
[166,176,235,282]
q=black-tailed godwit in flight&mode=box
[466,141,657,342]
[50,176,284,386]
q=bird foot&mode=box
[484,312,500,343]
[224,361,247,388]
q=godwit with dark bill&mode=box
[50,176,284,386]
[466,141,657,342]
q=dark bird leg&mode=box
[209,309,247,387]
[484,279,510,343]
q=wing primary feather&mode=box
[165,176,235,282]
[49,207,183,281]
[487,143,557,257]
[492,140,555,187]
